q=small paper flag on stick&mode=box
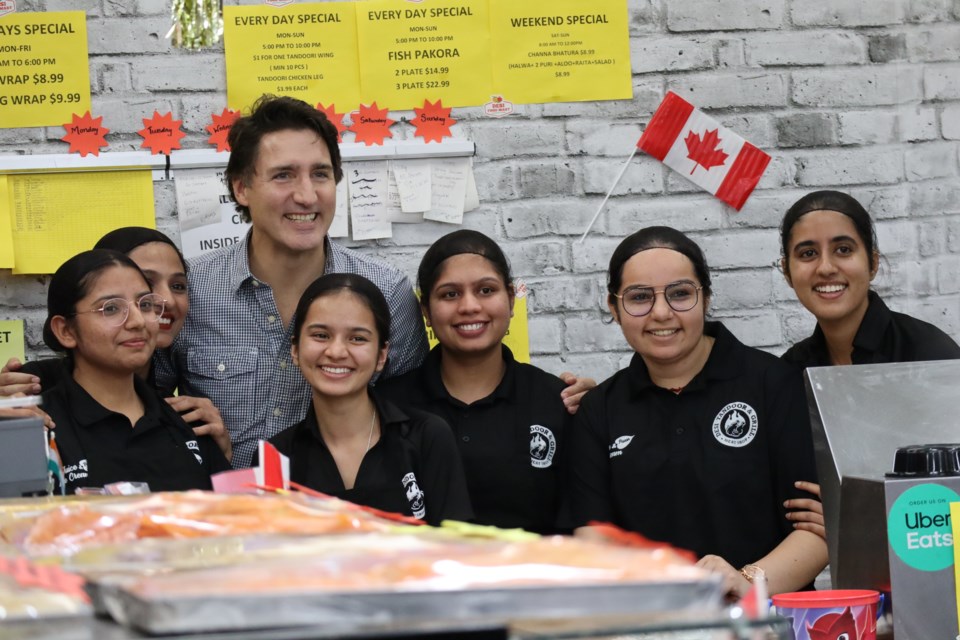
[637,91,770,211]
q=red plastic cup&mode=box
[772,589,880,640]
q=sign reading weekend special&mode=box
[355,0,491,109]
[0,11,91,128]
[224,2,360,112]
[489,0,630,104]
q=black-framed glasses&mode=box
[613,281,703,317]
[70,293,166,326]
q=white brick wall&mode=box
[0,0,958,384]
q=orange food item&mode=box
[21,492,393,556]
[127,536,707,598]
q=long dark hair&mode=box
[95,226,188,273]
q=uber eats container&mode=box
[884,444,960,640]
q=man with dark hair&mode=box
[156,95,429,468]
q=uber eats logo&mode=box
[888,484,959,572]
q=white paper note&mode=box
[464,159,480,212]
[348,162,392,240]
[424,158,470,224]
[386,162,423,223]
[175,170,224,231]
[328,178,349,238]
[392,159,432,214]
[177,169,251,259]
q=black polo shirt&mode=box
[265,390,473,527]
[42,374,231,495]
[376,345,570,534]
[563,322,816,569]
[782,291,960,368]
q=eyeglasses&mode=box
[70,293,166,326]
[613,281,703,317]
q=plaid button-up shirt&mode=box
[155,234,428,468]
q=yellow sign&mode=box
[356,0,491,109]
[5,171,155,274]
[424,282,530,363]
[0,11,91,128]
[0,176,13,269]
[224,3,360,112]
[0,319,24,366]
[489,0,631,104]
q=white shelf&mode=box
[0,140,476,177]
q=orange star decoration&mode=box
[348,102,395,146]
[412,99,456,143]
[684,129,729,174]
[138,111,186,155]
[61,112,110,157]
[205,108,240,152]
[316,103,348,142]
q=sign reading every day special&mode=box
[356,0,491,110]
[224,2,361,112]
[0,11,91,128]
[223,0,630,112]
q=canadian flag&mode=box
[637,92,771,211]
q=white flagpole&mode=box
[577,146,638,244]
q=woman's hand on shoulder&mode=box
[559,372,597,415]
[0,402,55,429]
[784,480,825,540]
[166,395,233,463]
[0,358,42,397]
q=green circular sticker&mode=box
[888,483,959,572]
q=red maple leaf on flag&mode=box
[412,99,456,143]
[138,111,186,155]
[61,111,110,157]
[205,108,240,152]
[684,129,728,174]
[316,103,348,142]
[348,102,395,146]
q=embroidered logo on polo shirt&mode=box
[185,440,203,464]
[530,425,557,468]
[64,459,89,484]
[402,471,426,520]
[608,435,634,458]
[712,402,758,448]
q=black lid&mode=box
[888,444,960,477]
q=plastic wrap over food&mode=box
[126,535,707,598]
[15,491,404,558]
[100,536,722,635]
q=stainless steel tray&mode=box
[98,578,724,635]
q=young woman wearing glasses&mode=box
[778,191,960,538]
[40,249,230,494]
[563,226,827,597]
[1,228,232,462]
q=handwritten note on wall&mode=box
[348,162,392,240]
